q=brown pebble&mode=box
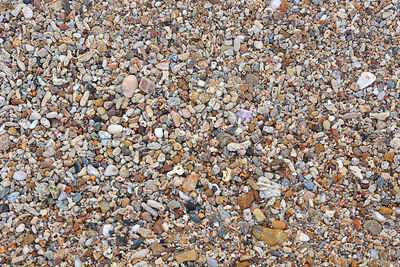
[271,221,286,230]
[237,191,254,209]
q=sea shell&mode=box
[256,176,281,198]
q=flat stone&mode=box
[104,165,118,176]
[175,249,198,264]
[252,226,288,246]
[357,72,376,89]
[379,207,393,215]
[182,173,199,193]
[252,208,266,222]
[21,233,35,246]
[271,221,286,230]
[237,191,254,209]
[0,133,10,151]
[299,232,310,242]
[13,171,27,181]
[364,220,382,235]
[139,77,155,94]
[37,48,49,58]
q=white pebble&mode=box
[299,232,310,242]
[23,6,33,19]
[13,171,27,181]
[357,72,376,89]
[104,165,118,176]
[154,128,164,138]
[107,124,123,134]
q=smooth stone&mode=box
[252,226,288,245]
[299,232,310,241]
[207,257,218,267]
[364,220,382,235]
[254,41,263,49]
[121,75,138,98]
[13,171,27,181]
[108,124,123,134]
[29,111,41,120]
[357,72,376,89]
[175,249,198,264]
[253,208,266,222]
[23,6,33,19]
[37,48,49,58]
[132,249,150,259]
[104,165,118,176]
[270,0,281,8]
[154,128,163,138]
[46,112,58,119]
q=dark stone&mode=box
[303,181,315,191]
[189,213,201,223]
[186,201,198,211]
[0,204,9,213]
[132,239,143,249]
[116,236,128,246]
[73,161,82,173]
[217,228,225,238]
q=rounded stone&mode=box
[104,165,118,176]
[13,171,27,181]
[154,128,163,138]
[107,124,123,134]
[121,75,138,98]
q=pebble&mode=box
[131,249,150,259]
[252,226,288,246]
[252,208,266,222]
[104,165,118,176]
[13,171,27,181]
[139,77,155,94]
[175,249,198,264]
[107,124,123,134]
[182,173,199,193]
[357,72,376,89]
[121,75,138,98]
[364,220,382,235]
[154,128,163,138]
[299,232,310,242]
[1,0,399,266]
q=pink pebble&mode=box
[121,75,138,98]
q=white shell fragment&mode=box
[357,72,376,89]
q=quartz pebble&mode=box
[357,72,376,89]
[104,165,118,176]
[139,77,155,94]
[121,75,138,98]
[107,124,123,134]
[13,171,27,181]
